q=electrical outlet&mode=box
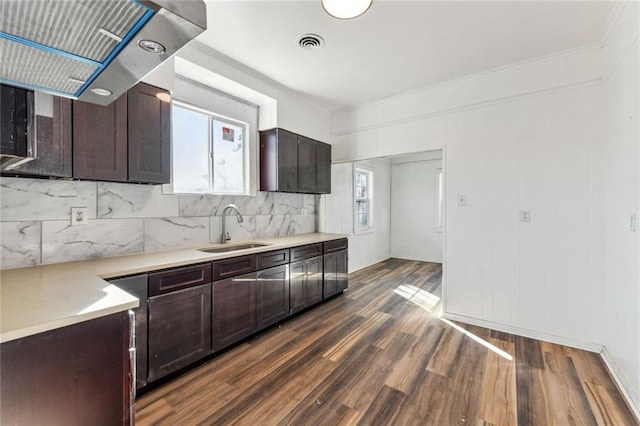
[519,210,531,222]
[71,207,89,226]
[301,208,309,215]
[457,195,467,206]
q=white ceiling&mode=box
[198,1,615,110]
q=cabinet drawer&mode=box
[149,263,211,297]
[257,249,290,270]
[290,243,323,262]
[324,238,348,254]
[213,255,256,281]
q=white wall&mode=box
[390,158,443,262]
[331,45,604,348]
[176,42,331,143]
[322,159,391,272]
[328,5,640,415]
[599,1,640,414]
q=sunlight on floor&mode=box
[393,284,441,312]
[439,317,513,361]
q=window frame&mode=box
[170,99,251,196]
[353,165,374,234]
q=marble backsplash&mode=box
[0,177,317,269]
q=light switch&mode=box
[519,210,531,222]
[71,207,89,226]
[631,212,637,232]
[457,195,467,206]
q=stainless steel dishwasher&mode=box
[110,274,148,391]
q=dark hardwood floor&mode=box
[136,258,638,425]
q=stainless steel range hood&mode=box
[0,0,206,106]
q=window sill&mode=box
[354,227,374,235]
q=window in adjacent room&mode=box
[354,166,374,233]
[171,100,249,194]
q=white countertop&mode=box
[0,232,346,343]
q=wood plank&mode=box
[356,385,406,425]
[136,260,638,426]
[477,338,518,426]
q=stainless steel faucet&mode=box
[221,204,244,244]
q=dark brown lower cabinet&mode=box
[148,284,212,382]
[290,256,323,315]
[212,272,257,351]
[323,249,348,299]
[256,264,289,330]
[1,312,132,426]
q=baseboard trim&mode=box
[442,312,603,353]
[600,346,640,422]
[443,312,640,421]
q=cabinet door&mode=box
[73,94,128,181]
[336,250,349,292]
[128,82,171,183]
[277,128,298,192]
[289,260,306,315]
[323,252,338,299]
[13,96,72,177]
[256,265,289,330]
[306,256,324,306]
[212,272,256,351]
[0,84,33,162]
[148,284,212,382]
[316,141,331,194]
[1,312,131,426]
[297,135,316,193]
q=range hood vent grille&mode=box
[0,0,206,106]
[1,0,147,63]
[0,38,97,94]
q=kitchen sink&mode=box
[198,243,270,254]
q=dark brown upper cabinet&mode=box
[12,95,73,178]
[1,84,34,171]
[260,128,331,194]
[73,93,128,181]
[72,81,170,183]
[297,135,316,193]
[128,82,171,183]
[315,140,331,194]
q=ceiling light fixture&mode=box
[322,0,373,19]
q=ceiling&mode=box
[198,1,615,110]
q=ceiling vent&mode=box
[297,34,325,50]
